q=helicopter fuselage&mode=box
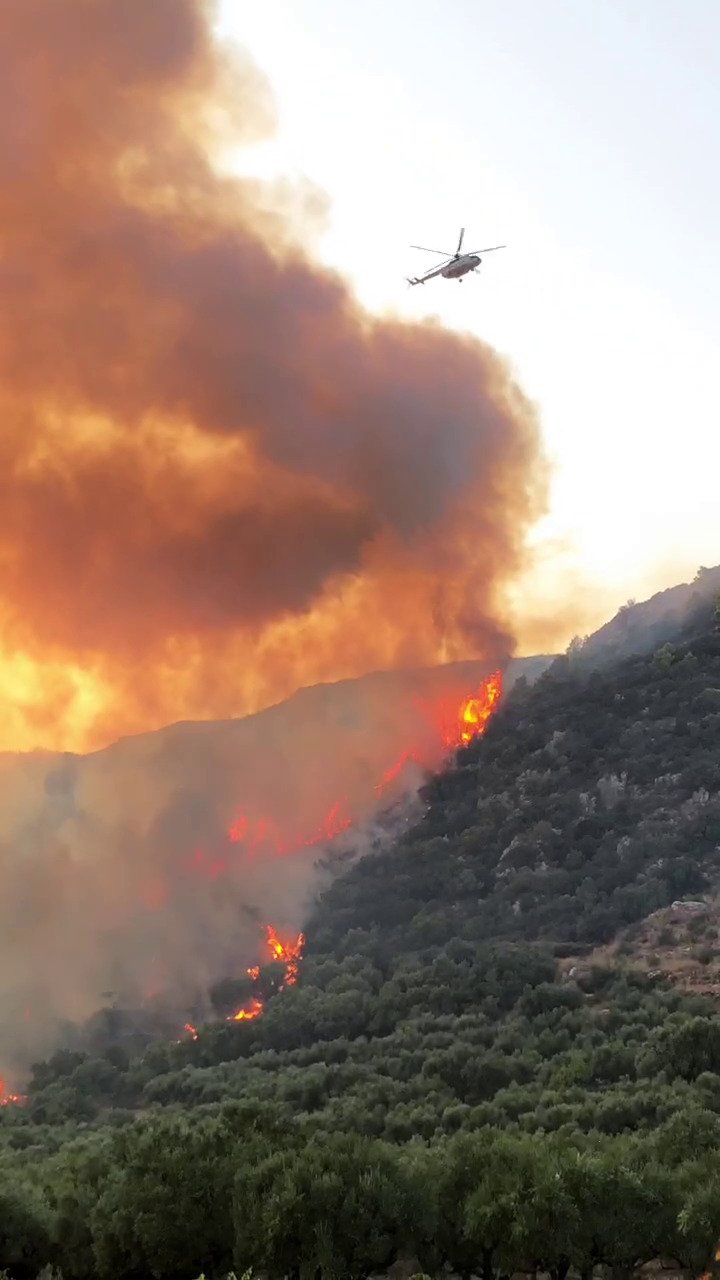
[442,253,481,278]
[407,231,504,287]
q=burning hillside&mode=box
[0,0,546,755]
[182,922,304,1038]
[0,661,511,1075]
[223,669,502,859]
[181,672,502,1034]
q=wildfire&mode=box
[230,997,263,1022]
[229,799,352,854]
[265,924,305,986]
[0,1079,26,1107]
[182,923,303,1036]
[459,670,503,745]
[375,750,421,796]
[183,673,501,1042]
[222,925,305,1025]
[229,670,503,856]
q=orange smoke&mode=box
[0,0,546,753]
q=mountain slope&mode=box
[312,607,720,959]
[576,563,720,667]
[2,596,720,1278]
[20,593,720,1111]
[0,654,550,1067]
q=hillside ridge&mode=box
[1,580,720,1279]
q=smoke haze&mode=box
[0,659,535,1075]
[0,0,546,754]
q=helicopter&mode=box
[407,227,505,286]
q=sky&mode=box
[219,0,720,630]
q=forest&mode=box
[2,589,720,1279]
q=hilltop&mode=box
[1,575,719,1277]
[575,564,720,667]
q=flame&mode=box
[230,997,264,1022]
[225,924,305,1024]
[0,1078,26,1107]
[265,924,305,986]
[459,671,503,744]
[183,1022,198,1041]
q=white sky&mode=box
[218,0,720,632]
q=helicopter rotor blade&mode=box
[410,244,453,257]
[456,227,465,255]
[466,245,506,256]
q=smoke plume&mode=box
[0,1,550,1075]
[0,0,546,754]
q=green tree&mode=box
[90,1111,241,1279]
[234,1133,434,1280]
[463,1136,539,1278]
[0,1184,53,1279]
[677,1158,720,1273]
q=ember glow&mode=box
[228,800,352,856]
